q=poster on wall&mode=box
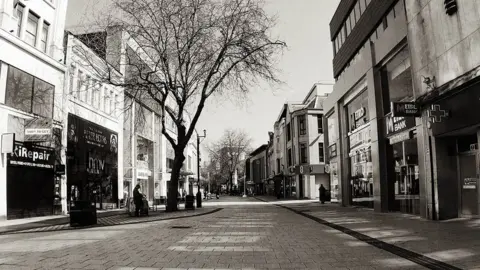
[67,113,118,204]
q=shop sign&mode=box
[463,178,477,189]
[385,113,415,136]
[349,126,371,149]
[391,102,421,117]
[24,118,53,142]
[354,107,366,121]
[137,168,152,179]
[8,142,54,169]
[389,130,414,145]
[328,143,337,158]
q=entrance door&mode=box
[459,155,478,216]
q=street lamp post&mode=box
[197,130,206,201]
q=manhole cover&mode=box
[170,226,192,229]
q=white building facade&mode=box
[63,32,124,212]
[0,0,68,220]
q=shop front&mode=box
[423,80,480,218]
[7,142,55,219]
[345,90,373,207]
[385,113,419,215]
[67,114,119,210]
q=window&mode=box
[318,143,325,163]
[317,115,323,133]
[287,148,292,166]
[359,0,365,13]
[356,1,362,22]
[25,12,39,47]
[346,16,351,36]
[298,115,306,135]
[5,65,54,118]
[40,22,49,52]
[300,144,307,164]
[84,75,91,103]
[15,4,24,37]
[110,91,114,114]
[188,155,192,170]
[114,94,118,113]
[383,17,388,30]
[287,123,291,141]
[76,70,83,99]
[104,90,109,113]
[68,65,75,94]
[32,78,54,118]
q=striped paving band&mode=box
[279,204,461,270]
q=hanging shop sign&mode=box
[391,102,421,117]
[349,126,371,149]
[389,130,414,145]
[328,143,337,158]
[8,142,55,169]
[385,113,415,136]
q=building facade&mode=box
[64,32,124,212]
[0,0,69,220]
[325,0,421,215]
[406,0,480,220]
[249,144,267,195]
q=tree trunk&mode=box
[166,149,186,212]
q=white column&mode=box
[0,109,8,219]
[19,6,29,40]
[35,18,43,49]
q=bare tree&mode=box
[73,0,285,211]
[207,129,252,194]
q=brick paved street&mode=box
[0,196,442,270]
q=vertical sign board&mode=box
[1,133,15,154]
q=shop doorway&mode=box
[459,154,478,216]
[7,166,54,219]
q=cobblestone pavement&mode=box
[0,207,220,235]
[0,197,437,270]
[279,201,480,270]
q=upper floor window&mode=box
[188,155,192,170]
[300,144,308,164]
[68,64,75,95]
[298,115,306,135]
[5,65,54,118]
[319,143,325,163]
[287,148,292,166]
[287,123,291,141]
[317,115,323,133]
[15,4,24,37]
[40,22,49,52]
[25,12,39,47]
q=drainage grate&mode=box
[170,226,192,229]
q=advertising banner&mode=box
[67,113,118,203]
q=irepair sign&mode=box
[8,142,55,169]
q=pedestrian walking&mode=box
[133,184,143,217]
[319,184,326,204]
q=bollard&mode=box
[196,191,202,208]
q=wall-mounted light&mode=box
[444,0,458,16]
[422,75,436,91]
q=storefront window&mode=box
[392,138,419,196]
[346,90,369,132]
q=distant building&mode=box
[248,144,268,195]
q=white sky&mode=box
[197,0,339,149]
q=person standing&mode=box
[319,184,327,204]
[133,184,143,217]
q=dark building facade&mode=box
[325,0,420,215]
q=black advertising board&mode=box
[385,113,415,136]
[391,102,421,117]
[67,113,118,203]
[429,84,480,136]
[8,142,55,169]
